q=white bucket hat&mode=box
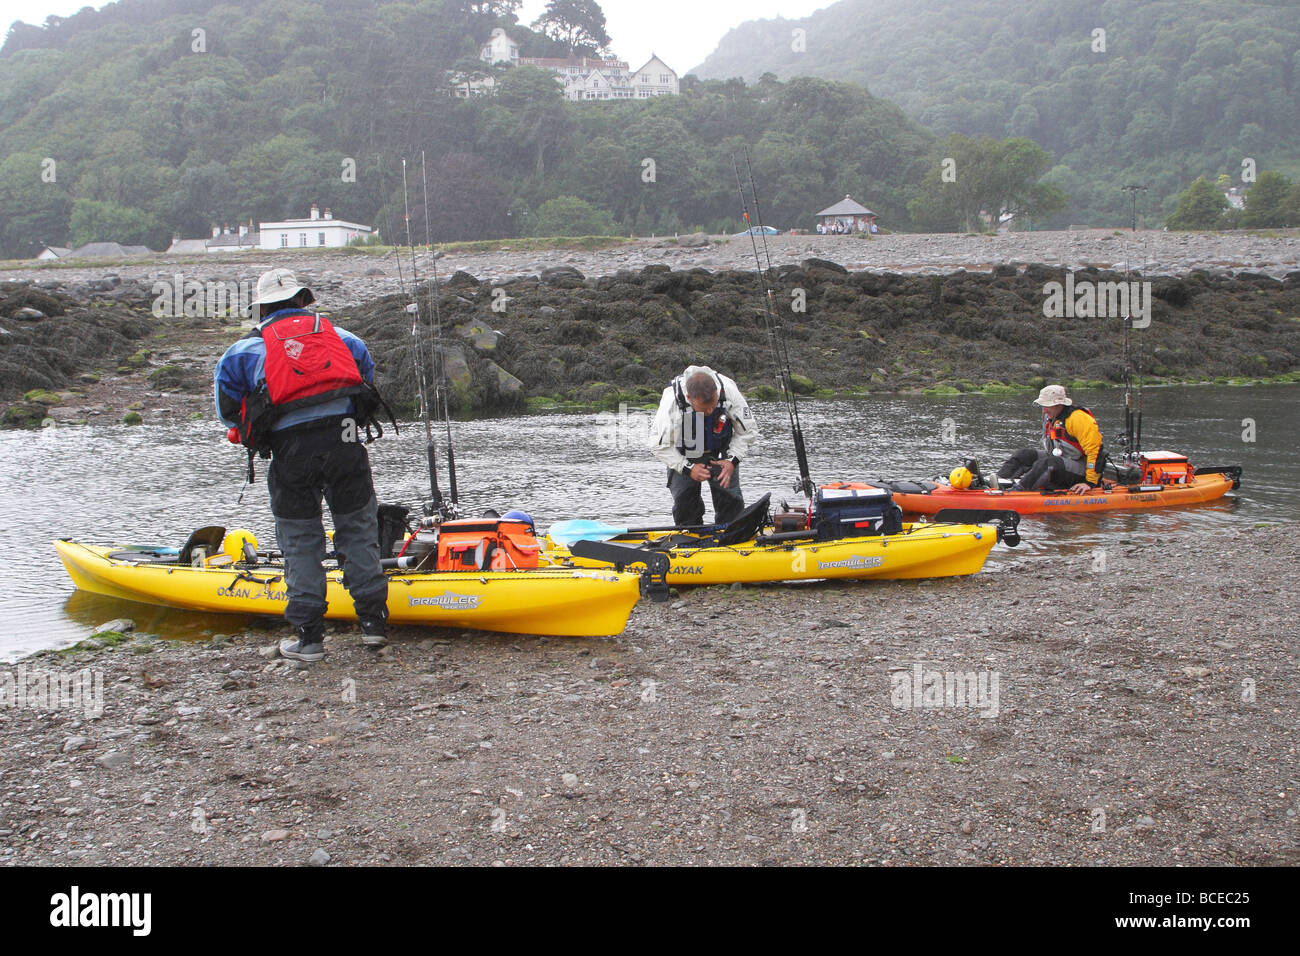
[1033,384,1072,406]
[251,268,314,308]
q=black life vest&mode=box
[673,372,733,457]
[1043,406,1100,475]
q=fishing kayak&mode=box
[544,521,1002,585]
[55,538,646,637]
[864,466,1241,517]
[540,491,1017,586]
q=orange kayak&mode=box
[865,469,1240,517]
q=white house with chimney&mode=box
[257,205,372,250]
[480,27,519,66]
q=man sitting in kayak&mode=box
[651,365,758,526]
[997,384,1102,493]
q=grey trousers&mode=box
[276,496,388,630]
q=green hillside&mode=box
[695,0,1300,227]
[0,0,941,257]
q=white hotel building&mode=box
[477,28,679,102]
[258,204,372,250]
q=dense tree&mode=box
[1165,177,1228,230]
[67,197,167,248]
[1241,171,1294,229]
[531,0,610,55]
[907,135,1064,232]
[0,0,1118,254]
[422,152,512,242]
[530,195,617,236]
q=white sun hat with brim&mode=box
[251,268,315,308]
[1033,384,1072,406]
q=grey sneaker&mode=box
[280,634,325,662]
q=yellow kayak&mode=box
[543,520,1001,585]
[55,539,645,637]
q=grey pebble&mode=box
[95,751,130,770]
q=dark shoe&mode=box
[280,637,325,662]
[359,617,387,648]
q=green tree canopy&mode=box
[532,0,611,55]
[1241,171,1294,228]
[67,197,166,248]
[530,195,617,236]
[907,135,1065,232]
[1165,177,1228,230]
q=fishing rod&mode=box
[420,149,459,507]
[731,148,814,499]
[399,157,446,515]
[1118,237,1145,463]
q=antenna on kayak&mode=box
[420,149,459,508]
[732,148,814,499]
[399,157,447,516]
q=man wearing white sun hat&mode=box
[996,384,1103,494]
[215,267,389,663]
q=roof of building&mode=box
[634,54,677,75]
[816,195,875,217]
[69,242,153,257]
[521,56,629,70]
[166,239,209,254]
[258,217,370,231]
[206,233,260,248]
[38,245,71,257]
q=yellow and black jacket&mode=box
[1042,407,1103,485]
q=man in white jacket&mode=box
[650,365,758,526]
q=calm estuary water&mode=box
[2,385,1295,660]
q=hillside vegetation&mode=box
[696,0,1300,227]
[0,0,940,257]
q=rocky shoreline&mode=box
[3,523,1295,866]
[3,230,1298,426]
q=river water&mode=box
[2,385,1294,660]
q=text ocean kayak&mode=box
[55,539,645,637]
[864,468,1239,517]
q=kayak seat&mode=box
[865,478,936,495]
[714,493,772,547]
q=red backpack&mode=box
[227,311,393,478]
[261,311,365,408]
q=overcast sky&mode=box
[6,1,832,73]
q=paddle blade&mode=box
[547,519,628,548]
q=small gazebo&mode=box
[815,195,878,234]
